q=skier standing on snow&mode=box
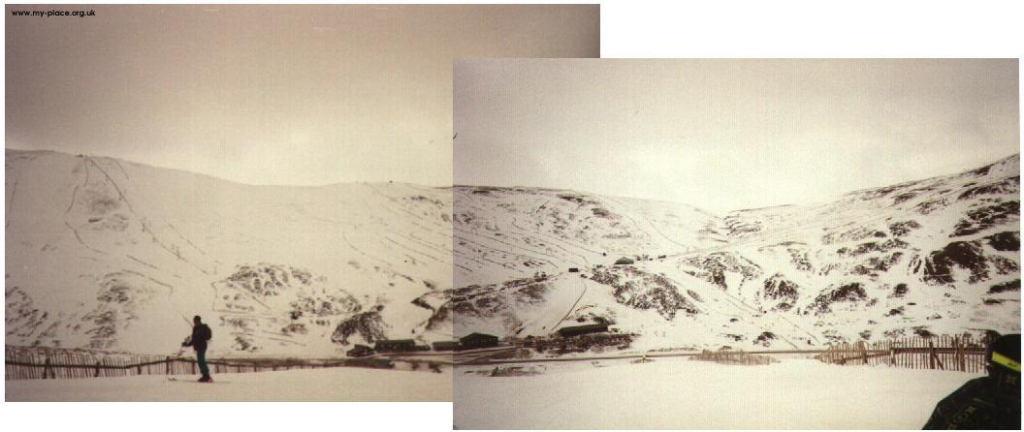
[922,334,1020,430]
[182,315,213,382]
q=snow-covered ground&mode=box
[6,367,452,402]
[454,358,980,429]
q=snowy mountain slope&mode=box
[6,149,454,356]
[8,149,1018,355]
[453,187,722,285]
[447,155,1020,349]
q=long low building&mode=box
[432,340,460,351]
[374,339,420,352]
[557,323,609,338]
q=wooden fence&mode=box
[690,349,779,366]
[816,335,989,373]
[5,346,397,381]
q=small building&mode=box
[657,255,667,260]
[460,332,499,350]
[374,339,418,352]
[347,344,375,357]
[568,267,580,273]
[432,340,460,351]
[614,257,634,265]
[558,323,609,338]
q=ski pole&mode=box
[178,312,193,327]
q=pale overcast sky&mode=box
[454,59,1019,213]
[5,4,599,186]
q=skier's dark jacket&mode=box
[185,324,213,351]
[922,376,1020,430]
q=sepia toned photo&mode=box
[4,4,599,402]
[451,59,1020,428]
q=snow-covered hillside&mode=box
[447,155,1021,349]
[7,149,1019,355]
[6,149,454,356]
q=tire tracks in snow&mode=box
[550,275,588,332]
[63,158,106,255]
[86,157,211,275]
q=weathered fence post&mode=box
[95,361,102,377]
[929,341,936,369]
[954,337,962,370]
[43,357,52,379]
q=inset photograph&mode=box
[452,59,1020,428]
[4,4,599,402]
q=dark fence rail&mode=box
[4,345,401,381]
[816,335,989,373]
